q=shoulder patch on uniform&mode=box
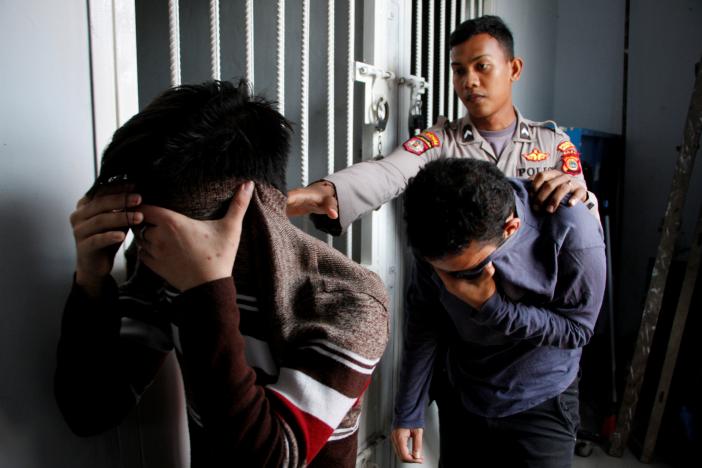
[403,130,440,156]
[523,148,549,162]
[561,153,582,175]
[557,140,579,155]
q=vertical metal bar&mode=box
[438,0,446,118]
[478,0,483,17]
[414,0,423,78]
[209,0,221,80]
[448,0,457,121]
[345,0,355,257]
[327,0,335,177]
[168,0,181,86]
[458,0,466,119]
[300,0,310,187]
[245,0,254,88]
[276,0,285,113]
[427,0,435,126]
[326,0,335,246]
[470,0,475,19]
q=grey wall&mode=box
[490,0,559,121]
[553,0,625,133]
[0,1,109,467]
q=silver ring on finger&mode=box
[139,224,149,242]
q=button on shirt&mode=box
[393,179,606,427]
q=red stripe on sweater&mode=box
[269,388,335,463]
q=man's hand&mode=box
[70,184,143,297]
[136,181,254,292]
[435,263,497,310]
[286,180,339,219]
[531,170,587,213]
[391,428,424,463]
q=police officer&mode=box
[287,15,597,236]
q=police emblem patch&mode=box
[557,141,579,155]
[403,131,440,156]
[522,148,549,162]
[561,154,582,175]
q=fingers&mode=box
[391,429,418,463]
[77,230,126,251]
[531,171,583,213]
[72,192,141,225]
[285,182,339,218]
[73,210,143,241]
[221,181,254,230]
[411,429,424,462]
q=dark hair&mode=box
[404,159,515,259]
[449,15,514,59]
[88,80,292,200]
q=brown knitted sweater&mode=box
[55,184,390,467]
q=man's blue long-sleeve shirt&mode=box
[393,179,606,427]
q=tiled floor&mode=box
[573,445,672,468]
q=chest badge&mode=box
[522,148,549,162]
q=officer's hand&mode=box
[70,183,143,297]
[531,170,587,213]
[136,181,253,292]
[286,181,339,219]
[435,263,497,310]
[391,428,424,463]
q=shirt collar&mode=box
[458,106,532,145]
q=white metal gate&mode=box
[88,1,483,466]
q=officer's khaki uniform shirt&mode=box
[322,107,597,234]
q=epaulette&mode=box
[532,119,565,135]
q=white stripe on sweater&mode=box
[300,344,375,375]
[268,368,355,429]
[307,339,380,367]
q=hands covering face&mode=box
[136,181,254,292]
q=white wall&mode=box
[0,1,111,467]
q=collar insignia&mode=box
[463,125,474,142]
[519,123,530,139]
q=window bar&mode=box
[478,0,483,18]
[276,0,285,113]
[458,1,467,118]
[427,0,435,126]
[438,0,446,118]
[168,0,182,86]
[245,0,254,88]
[326,0,335,246]
[345,0,355,257]
[414,0,423,78]
[209,0,221,80]
[470,0,475,19]
[448,0,457,121]
[300,0,310,187]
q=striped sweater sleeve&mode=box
[174,277,387,467]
